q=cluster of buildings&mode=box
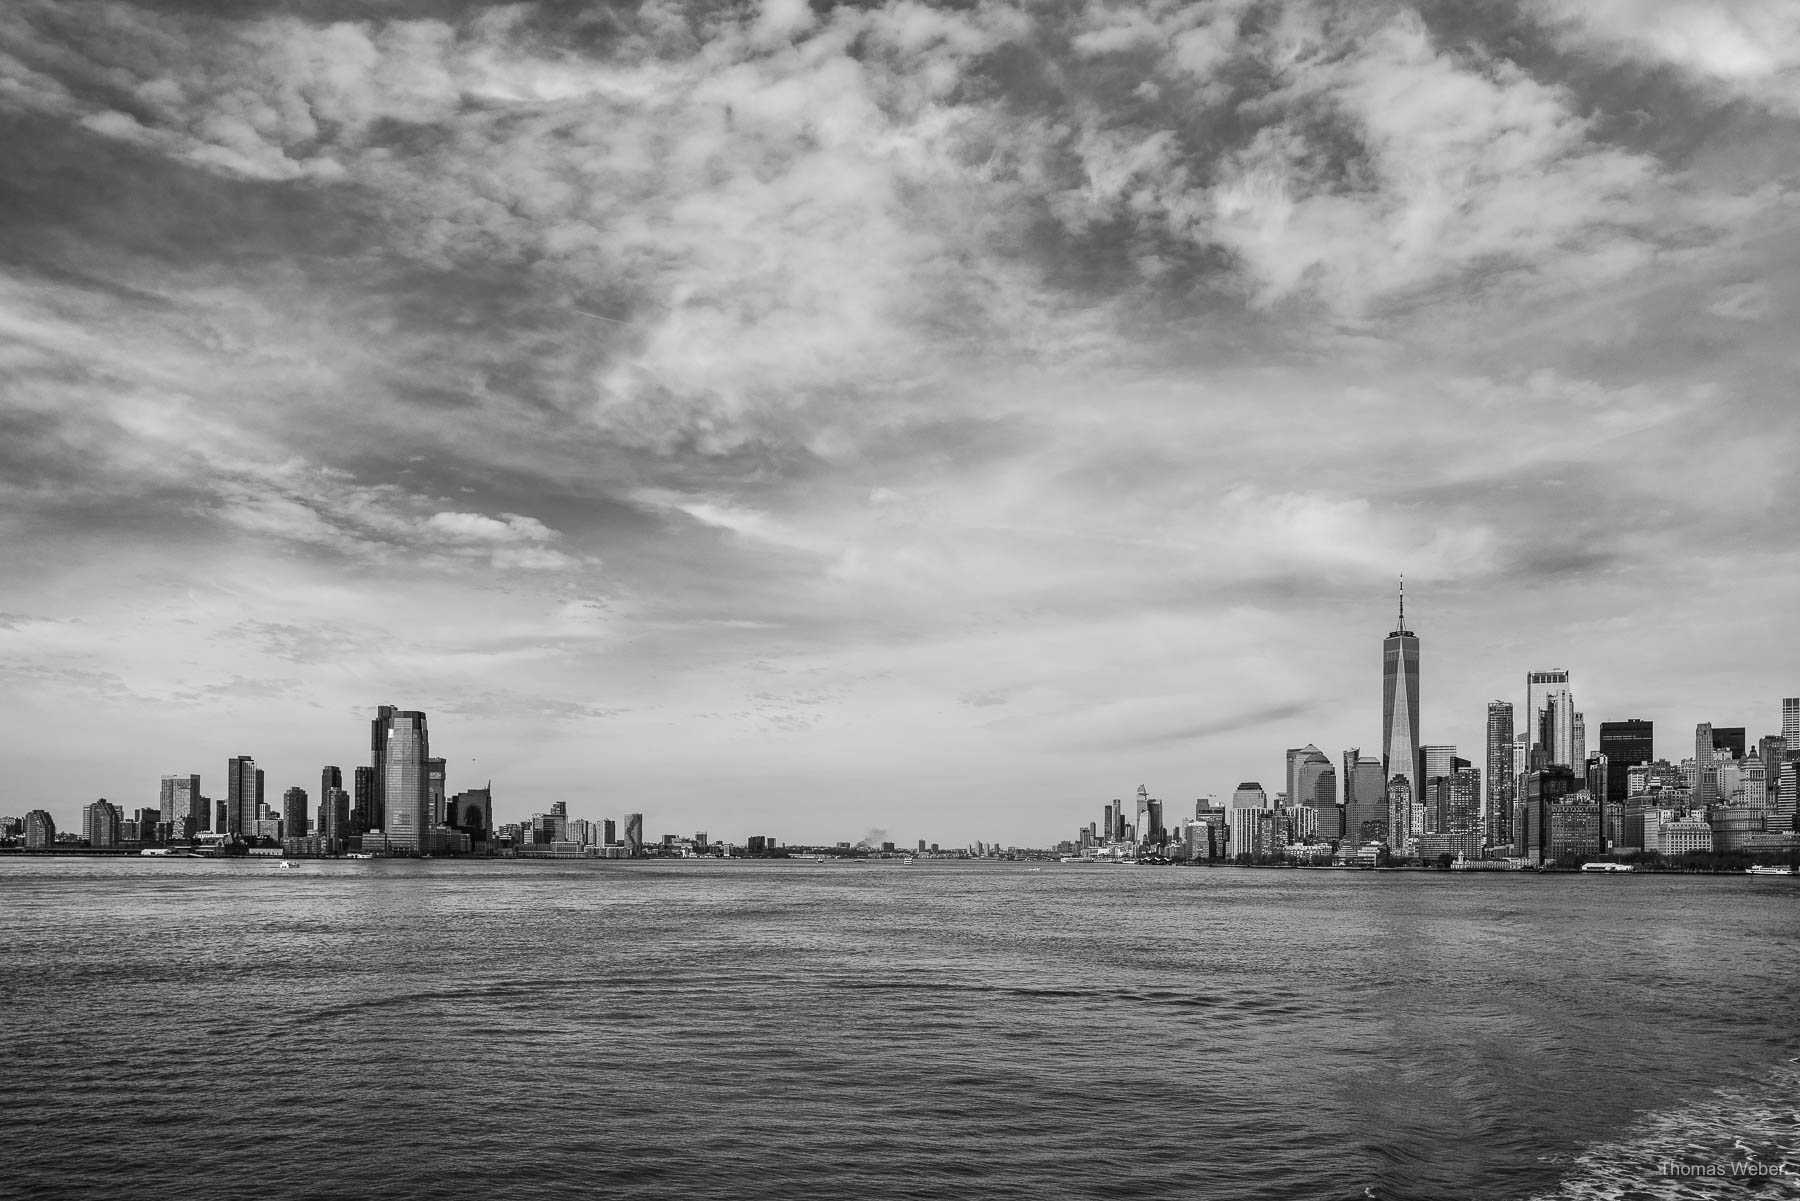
[1,704,650,860]
[1066,587,1800,868]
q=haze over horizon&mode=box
[3,0,1798,841]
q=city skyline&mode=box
[3,1,1800,841]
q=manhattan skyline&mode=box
[3,0,1798,841]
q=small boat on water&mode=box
[1747,865,1795,876]
[1580,862,1634,873]
[277,860,300,869]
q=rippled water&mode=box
[3,860,1797,1200]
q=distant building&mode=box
[160,774,203,839]
[1486,702,1515,849]
[352,765,376,835]
[82,799,122,847]
[369,704,397,830]
[447,786,491,841]
[1382,583,1422,819]
[1385,775,1414,849]
[1230,782,1268,810]
[1229,807,1280,860]
[1693,723,1720,810]
[624,812,644,857]
[1783,698,1800,745]
[1598,721,1654,789]
[282,787,309,839]
[1711,727,1747,760]
[323,787,351,847]
[381,710,430,852]
[24,809,56,848]
[427,757,447,824]
[227,756,261,838]
[1659,814,1714,857]
[1527,670,1575,768]
[1516,765,1579,864]
[1546,794,1602,862]
[1346,754,1387,844]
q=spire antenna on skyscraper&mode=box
[1398,575,1404,630]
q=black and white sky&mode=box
[3,0,1797,840]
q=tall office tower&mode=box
[1306,760,1340,840]
[369,704,397,830]
[1597,720,1654,799]
[1346,755,1387,843]
[427,758,447,825]
[1516,765,1580,864]
[1710,727,1746,760]
[1527,670,1575,767]
[1103,801,1117,844]
[1784,698,1800,745]
[214,798,228,833]
[1446,767,1481,837]
[226,756,260,837]
[353,766,375,834]
[159,774,203,838]
[1572,712,1586,767]
[1421,745,1457,784]
[1758,736,1788,806]
[1382,582,1422,813]
[1231,782,1269,810]
[1146,798,1165,842]
[1693,723,1718,810]
[1386,776,1415,849]
[624,812,644,857]
[324,787,350,845]
[1342,747,1360,812]
[1486,703,1515,846]
[320,766,342,812]
[381,710,430,851]
[282,787,309,839]
[83,799,123,847]
[1135,784,1150,843]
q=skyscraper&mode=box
[1784,698,1799,745]
[1693,722,1718,810]
[226,756,260,837]
[382,709,430,852]
[159,774,202,838]
[282,787,309,839]
[1381,581,1421,814]
[83,799,122,847]
[1598,721,1653,809]
[352,766,375,834]
[324,787,351,847]
[1527,671,1575,767]
[427,758,447,825]
[1347,754,1387,844]
[624,812,644,857]
[1486,702,1515,848]
[1710,727,1746,760]
[320,766,342,810]
[369,704,397,831]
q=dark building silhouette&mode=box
[369,704,397,830]
[352,765,375,834]
[227,756,261,837]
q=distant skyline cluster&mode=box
[3,1,1798,840]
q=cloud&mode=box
[1532,0,1800,114]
